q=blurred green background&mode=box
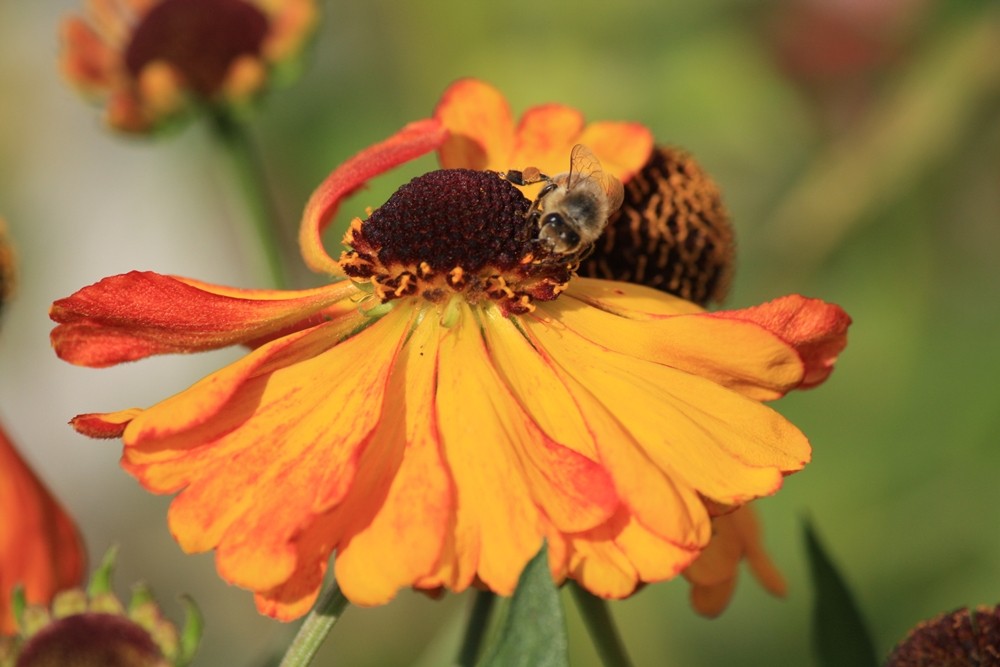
[2,0,999,665]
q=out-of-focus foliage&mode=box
[1,1,998,665]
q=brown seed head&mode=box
[579,146,735,306]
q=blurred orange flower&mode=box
[0,419,86,635]
[60,0,319,133]
[50,80,850,621]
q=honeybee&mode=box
[502,144,625,258]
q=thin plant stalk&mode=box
[277,580,351,667]
[455,589,497,666]
[208,109,290,289]
[569,582,635,667]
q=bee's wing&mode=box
[603,173,625,213]
[568,144,624,211]
[566,144,604,189]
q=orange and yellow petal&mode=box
[576,121,654,183]
[0,419,86,634]
[50,271,356,367]
[300,119,448,277]
[479,305,706,550]
[122,306,411,594]
[507,104,585,176]
[556,280,806,401]
[434,78,653,183]
[524,310,810,508]
[683,505,787,617]
[423,301,617,595]
[557,507,700,600]
[712,294,852,389]
[434,78,515,170]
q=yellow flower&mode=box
[60,0,318,133]
[50,80,850,621]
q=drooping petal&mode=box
[683,505,787,617]
[310,309,454,607]
[561,508,699,599]
[712,294,851,389]
[50,271,356,367]
[120,307,410,592]
[549,284,808,401]
[0,420,86,634]
[525,314,811,507]
[421,301,616,595]
[482,302,707,549]
[434,78,515,170]
[300,119,448,276]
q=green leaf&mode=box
[804,520,879,667]
[478,544,568,667]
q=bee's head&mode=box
[538,213,581,255]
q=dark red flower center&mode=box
[341,169,575,315]
[16,613,165,667]
[360,169,535,272]
[124,0,269,96]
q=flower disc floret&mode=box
[124,0,269,97]
[340,169,574,315]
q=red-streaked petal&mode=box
[331,310,452,606]
[525,315,811,506]
[300,119,448,276]
[482,304,706,547]
[50,271,356,367]
[434,78,515,170]
[546,291,807,401]
[577,121,654,182]
[120,307,410,592]
[712,295,851,389]
[508,104,585,176]
[422,301,614,595]
[477,312,618,533]
[0,420,86,634]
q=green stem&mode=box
[208,109,290,288]
[569,582,634,667]
[455,590,497,666]
[277,580,351,667]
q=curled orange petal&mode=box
[712,294,851,389]
[300,119,448,276]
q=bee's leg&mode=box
[526,181,558,218]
